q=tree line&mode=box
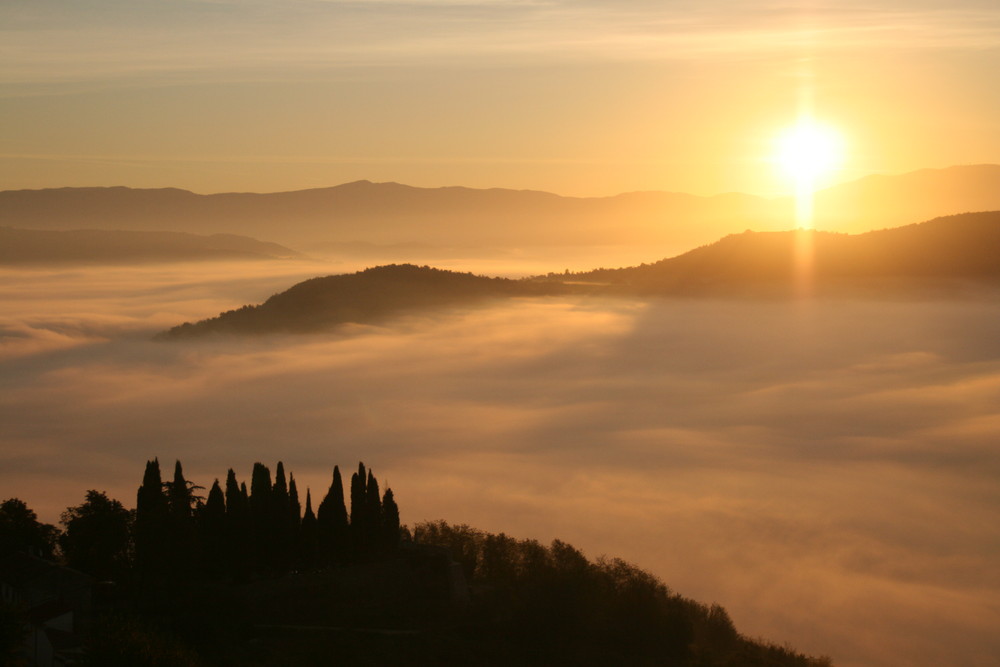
[1,463,836,666]
[1,459,401,585]
[414,521,833,667]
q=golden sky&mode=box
[3,0,1000,196]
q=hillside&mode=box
[161,264,567,338]
[5,166,1000,253]
[0,227,300,264]
[161,213,1000,338]
[3,461,831,667]
[574,211,1000,295]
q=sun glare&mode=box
[774,119,845,228]
[775,120,844,189]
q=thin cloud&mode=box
[3,1,997,86]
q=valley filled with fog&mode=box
[2,259,999,667]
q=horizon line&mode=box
[3,163,998,200]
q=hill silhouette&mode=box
[0,227,300,264]
[5,166,1000,253]
[2,461,832,666]
[161,264,567,338]
[161,212,1000,338]
[577,211,1000,295]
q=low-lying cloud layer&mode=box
[2,262,999,667]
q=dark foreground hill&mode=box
[160,264,568,338]
[0,227,300,264]
[2,468,831,666]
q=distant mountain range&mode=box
[0,228,299,264]
[6,165,1000,254]
[161,211,1000,338]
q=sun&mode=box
[774,119,845,191]
[773,119,845,229]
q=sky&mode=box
[2,262,999,666]
[3,0,1000,196]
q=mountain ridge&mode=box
[579,210,1000,295]
[160,211,1000,338]
[0,227,301,264]
[7,165,1000,254]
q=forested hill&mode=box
[161,264,568,338]
[0,227,300,264]
[1,459,832,666]
[573,211,1000,295]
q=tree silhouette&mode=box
[287,474,302,570]
[224,469,251,580]
[59,490,132,580]
[350,463,368,558]
[298,489,318,570]
[0,497,58,559]
[199,480,226,578]
[365,469,383,557]
[164,460,202,520]
[271,462,292,572]
[381,488,400,554]
[317,466,349,564]
[162,460,200,579]
[249,462,274,573]
[134,458,168,578]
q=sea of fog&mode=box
[2,259,999,667]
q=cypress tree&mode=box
[288,475,302,569]
[288,475,302,528]
[249,462,272,518]
[317,466,349,564]
[135,458,168,578]
[303,490,316,523]
[225,469,251,581]
[271,462,292,573]
[224,469,244,517]
[382,488,401,554]
[167,460,188,519]
[200,480,226,578]
[299,489,318,570]
[249,462,273,573]
[137,458,166,517]
[365,470,383,557]
[163,460,199,579]
[350,463,368,558]
[204,480,225,519]
[350,462,367,528]
[273,462,289,513]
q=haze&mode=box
[2,261,999,667]
[4,0,1000,197]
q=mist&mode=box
[2,262,999,667]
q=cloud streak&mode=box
[3,1,998,87]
